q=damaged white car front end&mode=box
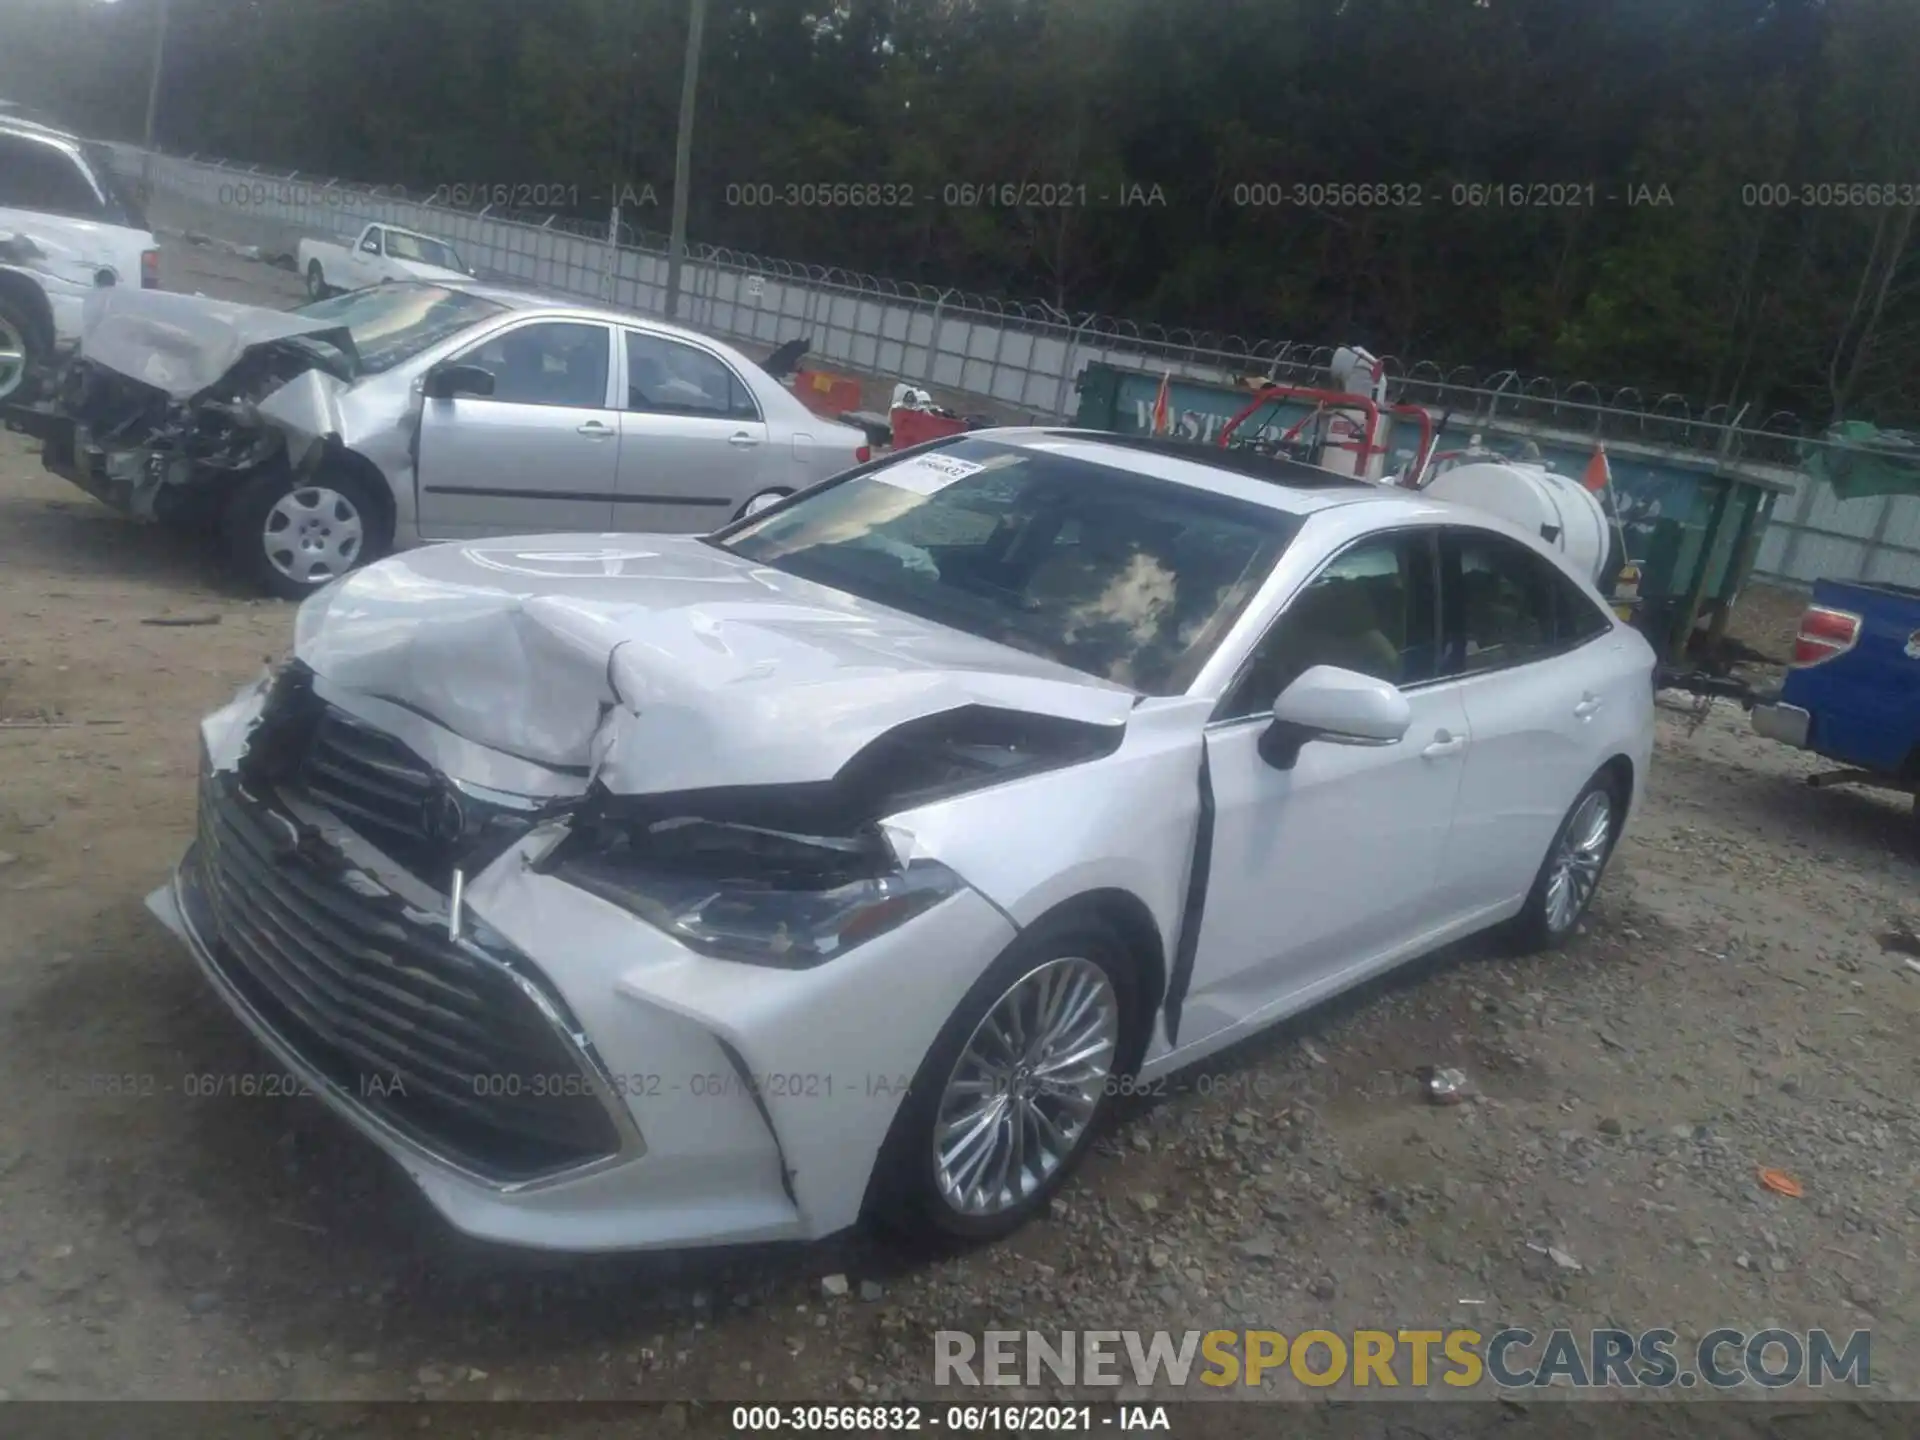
[149,520,1176,1250]
[147,434,1654,1251]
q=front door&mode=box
[614,328,770,532]
[1173,528,1470,1047]
[346,227,383,288]
[415,319,620,538]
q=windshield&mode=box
[384,230,463,271]
[294,283,504,374]
[717,438,1300,694]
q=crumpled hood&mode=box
[78,287,356,399]
[294,535,1135,793]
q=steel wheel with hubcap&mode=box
[263,485,364,587]
[223,467,385,600]
[736,487,790,520]
[1507,771,1623,952]
[933,956,1118,1218]
[870,914,1139,1242]
[306,262,328,300]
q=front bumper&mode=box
[1,402,145,514]
[150,681,1017,1251]
[1752,702,1811,749]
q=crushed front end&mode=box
[16,287,357,524]
[148,658,1028,1250]
[159,663,635,1189]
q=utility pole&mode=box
[602,0,648,301]
[663,0,708,321]
[141,0,170,196]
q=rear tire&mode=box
[867,913,1140,1244]
[734,487,792,521]
[221,466,386,600]
[0,290,51,405]
[1503,769,1624,954]
[306,262,328,300]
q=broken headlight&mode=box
[549,816,963,969]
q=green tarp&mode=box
[1801,421,1920,501]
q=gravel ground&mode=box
[0,242,1915,1424]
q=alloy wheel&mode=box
[262,485,364,587]
[1544,789,1613,934]
[0,313,27,403]
[932,955,1118,1217]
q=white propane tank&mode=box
[1423,461,1612,587]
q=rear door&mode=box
[1436,526,1620,914]
[414,318,620,537]
[614,328,770,532]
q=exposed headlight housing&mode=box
[549,814,963,969]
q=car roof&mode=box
[955,428,1412,517]
[0,116,84,149]
[441,281,775,361]
[371,223,452,242]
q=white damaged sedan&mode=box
[149,430,1655,1250]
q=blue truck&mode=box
[1751,579,1920,803]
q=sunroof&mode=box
[1041,430,1377,490]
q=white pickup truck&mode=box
[298,221,472,299]
[0,116,159,402]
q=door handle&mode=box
[576,420,615,439]
[1422,730,1467,759]
[727,430,761,448]
[1574,693,1603,721]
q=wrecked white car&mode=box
[148,431,1655,1250]
[10,282,867,598]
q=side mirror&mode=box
[361,237,381,254]
[423,363,496,400]
[1260,665,1411,770]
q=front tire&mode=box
[306,261,328,300]
[1504,769,1624,953]
[0,290,51,405]
[868,913,1140,1243]
[221,467,384,600]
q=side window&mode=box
[1444,530,1568,674]
[1219,530,1439,720]
[0,135,106,219]
[625,331,758,420]
[1553,570,1614,646]
[361,228,382,254]
[459,322,611,408]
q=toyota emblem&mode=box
[420,785,467,846]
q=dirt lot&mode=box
[0,245,1917,1421]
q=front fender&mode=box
[883,697,1211,962]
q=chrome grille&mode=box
[298,707,437,853]
[182,771,623,1184]
[285,703,541,887]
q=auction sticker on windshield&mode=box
[875,453,985,495]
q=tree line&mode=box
[3,0,1916,429]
